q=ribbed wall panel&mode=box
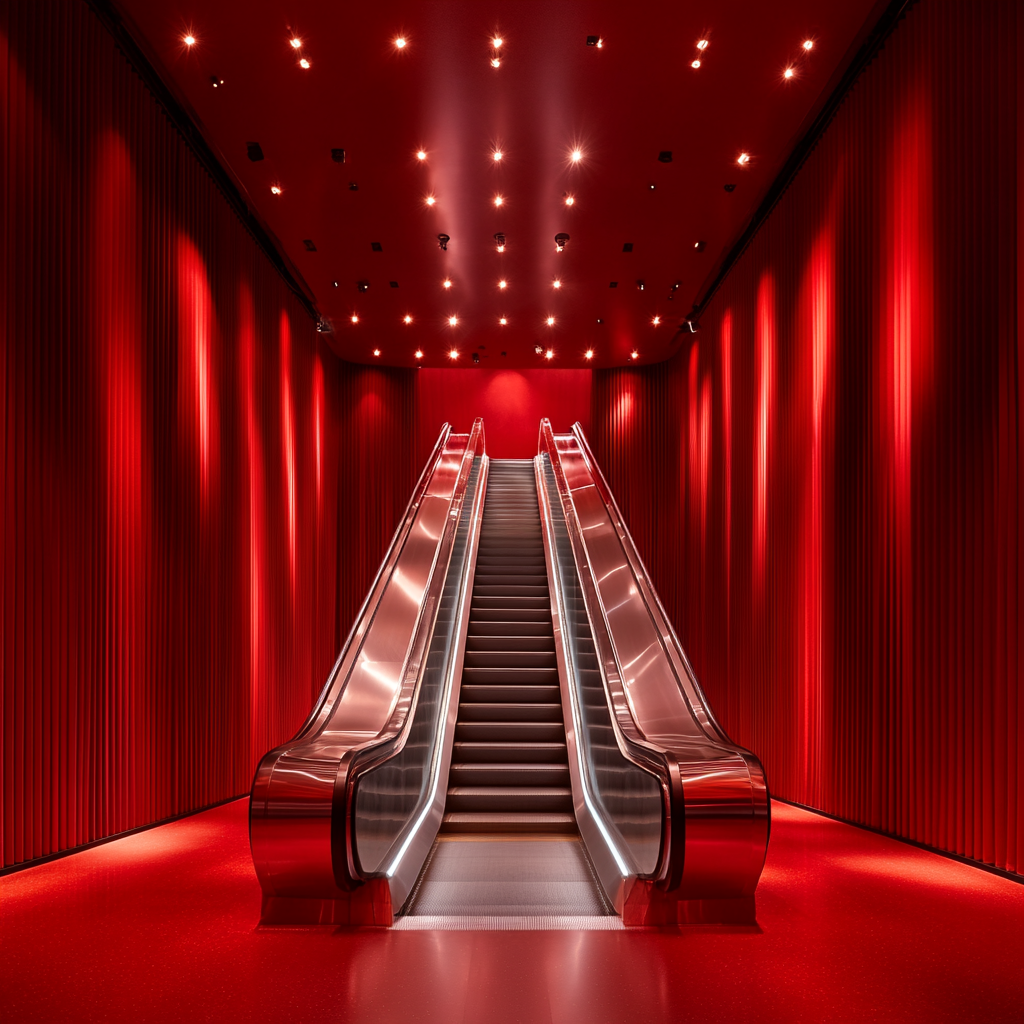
[0,2,417,869]
[592,1,1021,874]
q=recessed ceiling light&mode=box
[697,39,709,50]
[351,315,359,324]
[270,185,282,195]
[289,37,302,49]
[545,349,554,359]
[499,280,507,289]
[449,348,458,359]
[499,317,508,325]
[738,152,751,165]
[299,58,311,69]
[691,59,701,69]
[546,316,555,326]
[553,280,561,289]
[491,58,501,68]
[564,194,575,206]
[373,349,381,357]
[803,39,814,50]
[425,195,436,205]
[652,316,661,325]
[416,150,427,160]
[443,279,452,289]
[415,349,423,359]
[585,349,594,359]
[395,37,407,49]
[784,67,795,79]
[448,315,458,326]
[403,315,413,324]
[210,76,224,87]
[597,39,604,48]
[493,149,503,161]
[492,36,503,48]
[631,351,639,359]
[570,148,583,163]
[494,195,504,206]
[183,34,196,47]
[496,244,505,253]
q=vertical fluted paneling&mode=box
[1,1,418,869]
[592,0,1021,875]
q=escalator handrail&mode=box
[569,422,730,743]
[295,422,455,741]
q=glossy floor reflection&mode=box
[1,799,1020,1023]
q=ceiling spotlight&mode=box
[331,280,339,288]
[494,195,504,207]
[585,349,594,359]
[494,232,506,250]
[403,315,413,324]
[564,194,575,206]
[183,34,196,47]
[631,351,639,360]
[416,150,427,161]
[289,37,302,49]
[357,279,369,292]
[493,36,503,48]
[373,349,381,357]
[694,240,706,251]
[803,39,814,50]
[499,317,508,325]
[437,233,450,250]
[415,349,424,359]
[449,348,458,359]
[351,315,359,324]
[299,58,311,69]
[443,278,452,289]
[652,316,661,325]
[784,67,795,79]
[493,149,503,161]
[553,279,562,289]
[426,195,437,206]
[545,349,554,360]
[697,39,709,50]
[210,76,224,88]
[395,37,407,49]
[491,58,501,68]
[636,280,645,291]
[737,152,751,165]
[570,148,583,163]
[691,59,701,69]
[270,185,282,195]
[448,315,458,326]
[555,232,570,251]
[535,345,544,355]
[546,316,555,326]
[499,279,507,289]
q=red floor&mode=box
[1,799,1021,1024]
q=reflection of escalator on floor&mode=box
[401,460,613,921]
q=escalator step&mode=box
[448,763,570,786]
[455,721,567,742]
[441,812,576,834]
[452,741,569,764]
[457,702,563,723]
[445,787,574,813]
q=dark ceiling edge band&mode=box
[772,796,1024,885]
[0,793,248,876]
[684,0,916,333]
[84,0,320,323]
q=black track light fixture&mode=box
[437,233,450,251]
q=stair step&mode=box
[441,812,576,834]
[457,702,563,723]
[448,763,570,786]
[459,684,561,704]
[444,787,574,813]
[465,635,555,652]
[468,620,553,636]
[464,651,557,669]
[461,666,560,684]
[455,721,567,742]
[452,741,569,764]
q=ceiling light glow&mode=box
[425,195,436,205]
[415,349,423,359]
[553,280,561,289]
[351,315,359,324]
[784,67,795,79]
[564,195,575,206]
[691,59,701,69]
[697,39,709,50]
[545,349,554,360]
[499,280,507,289]
[403,315,413,324]
[183,34,196,47]
[492,36,503,48]
[496,244,505,253]
[546,316,555,326]
[493,149,503,161]
[494,195,504,206]
[738,152,750,165]
[373,349,381,357]
[449,348,458,359]
[289,37,302,49]
[652,316,661,325]
[803,39,814,50]
[270,185,282,195]
[443,279,452,289]
[416,150,427,160]
[585,349,594,359]
[395,37,407,49]
[448,316,458,326]
[499,317,508,325]
[631,351,639,359]
[570,148,583,163]
[491,58,501,68]
[299,58,311,69]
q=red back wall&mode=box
[417,368,591,461]
[592,0,1022,875]
[0,3,416,868]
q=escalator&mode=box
[249,420,769,928]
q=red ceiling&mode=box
[117,1,879,368]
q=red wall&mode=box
[417,368,591,461]
[593,0,1022,875]
[0,3,416,868]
